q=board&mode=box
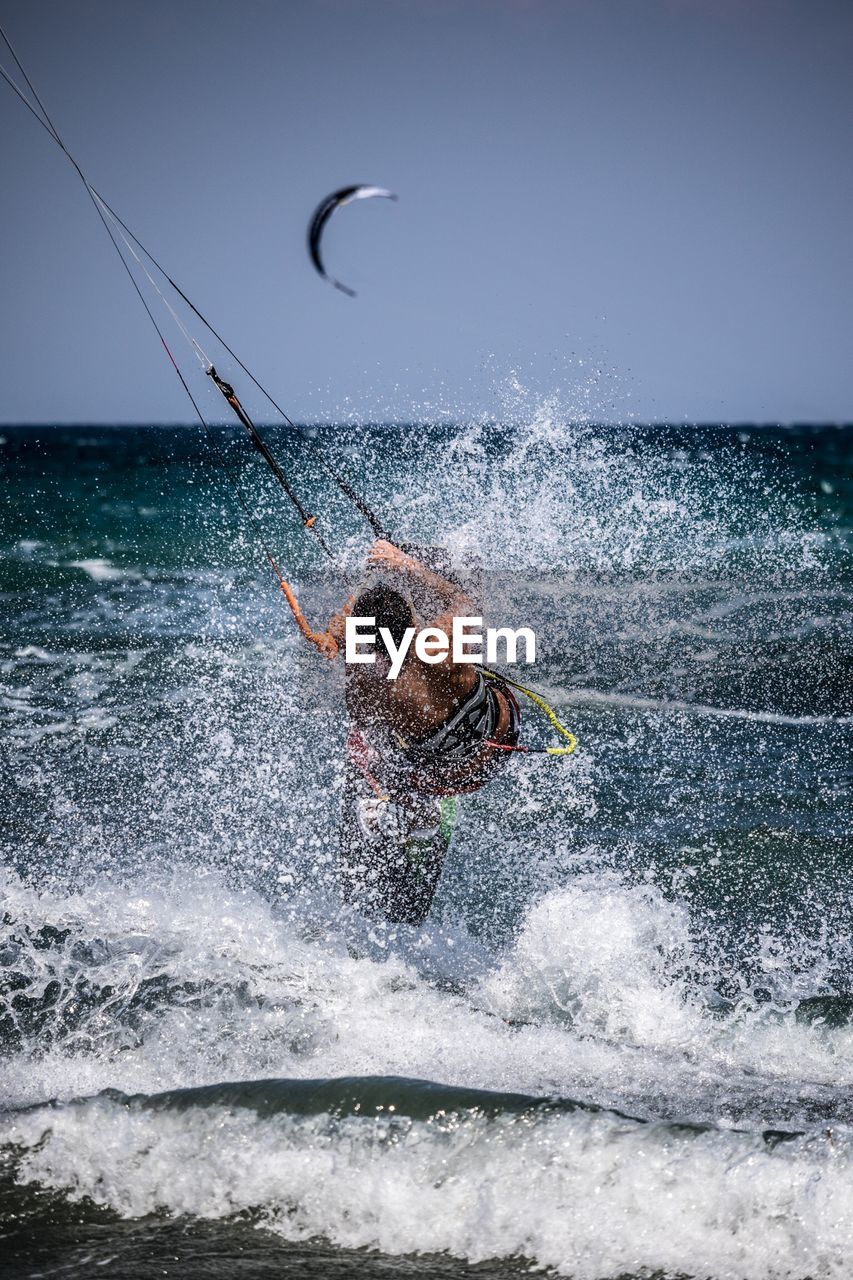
[337,757,458,926]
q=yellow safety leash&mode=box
[483,668,578,756]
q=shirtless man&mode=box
[286,539,520,921]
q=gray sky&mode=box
[1,0,851,424]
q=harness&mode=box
[348,658,578,795]
[398,669,520,766]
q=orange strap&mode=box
[266,553,338,657]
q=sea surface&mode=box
[1,410,851,1279]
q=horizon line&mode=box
[2,420,852,431]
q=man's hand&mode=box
[302,624,340,660]
[312,631,339,660]
[367,539,469,616]
[367,539,417,573]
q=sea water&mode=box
[0,406,851,1278]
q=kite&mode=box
[307,185,398,297]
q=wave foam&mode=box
[3,1088,850,1279]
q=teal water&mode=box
[1,417,851,1279]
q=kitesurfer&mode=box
[282,537,521,923]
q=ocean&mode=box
[1,411,851,1279]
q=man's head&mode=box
[352,584,414,647]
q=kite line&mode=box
[0,19,391,566]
